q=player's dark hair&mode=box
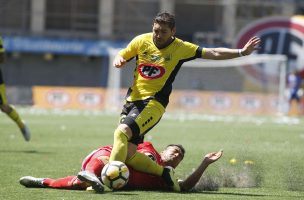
[166,144,185,159]
[153,12,175,29]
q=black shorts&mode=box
[0,69,3,84]
[119,98,165,145]
[0,69,7,105]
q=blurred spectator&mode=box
[287,69,304,116]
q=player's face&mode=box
[161,146,183,168]
[152,23,176,49]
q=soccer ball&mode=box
[101,161,130,189]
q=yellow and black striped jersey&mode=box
[119,33,205,107]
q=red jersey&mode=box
[81,142,168,190]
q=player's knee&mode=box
[116,124,133,140]
[0,104,12,113]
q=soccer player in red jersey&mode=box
[19,142,223,192]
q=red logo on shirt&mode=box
[138,63,165,79]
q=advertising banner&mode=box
[33,86,106,110]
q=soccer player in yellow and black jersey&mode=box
[0,37,31,141]
[109,12,260,191]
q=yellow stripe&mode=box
[201,47,206,57]
[0,84,8,104]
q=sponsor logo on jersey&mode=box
[150,55,161,62]
[138,63,165,79]
[164,54,172,62]
[235,16,304,85]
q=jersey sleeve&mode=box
[181,41,201,59]
[119,35,142,61]
[0,37,5,53]
[201,47,206,57]
[137,142,162,164]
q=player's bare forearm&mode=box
[203,36,261,60]
[203,48,241,60]
[178,150,223,191]
[179,160,209,191]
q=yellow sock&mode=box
[126,151,163,176]
[109,128,129,162]
[7,107,24,129]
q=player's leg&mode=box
[43,176,88,190]
[288,93,300,116]
[123,99,180,191]
[77,150,109,192]
[77,171,104,192]
[110,99,164,173]
[19,176,88,190]
[19,176,45,188]
[124,99,165,176]
[85,156,109,176]
[109,124,130,162]
[109,101,134,162]
[44,152,109,191]
[109,99,180,191]
[0,82,31,141]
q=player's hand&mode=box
[241,36,261,56]
[203,149,223,165]
[113,54,127,68]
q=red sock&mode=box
[43,176,87,190]
[85,158,106,176]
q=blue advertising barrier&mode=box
[2,35,127,56]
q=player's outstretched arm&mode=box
[113,54,127,68]
[178,150,223,191]
[202,36,261,60]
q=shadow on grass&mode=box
[197,191,304,198]
[118,189,266,197]
[119,190,267,197]
[110,192,139,196]
[201,191,266,197]
[0,150,54,154]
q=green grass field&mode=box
[1,107,304,200]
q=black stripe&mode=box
[155,47,202,107]
[125,88,132,99]
[0,69,3,84]
[0,69,3,104]
[126,56,135,62]
[125,55,139,100]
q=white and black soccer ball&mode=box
[101,161,130,189]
